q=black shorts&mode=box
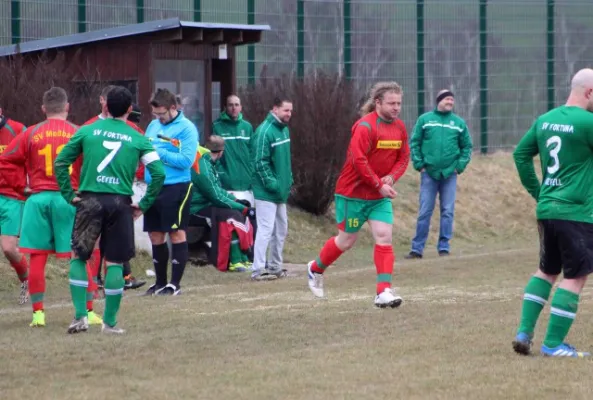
[143,182,192,233]
[538,219,593,279]
[71,193,135,264]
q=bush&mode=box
[0,49,104,127]
[240,69,360,215]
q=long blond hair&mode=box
[359,82,403,116]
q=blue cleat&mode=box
[541,343,590,358]
[512,332,533,355]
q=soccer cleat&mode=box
[251,270,277,281]
[101,323,126,335]
[67,317,89,334]
[307,261,324,298]
[87,310,103,325]
[228,262,248,272]
[157,283,181,296]
[124,275,146,290]
[19,281,29,305]
[143,284,164,296]
[541,343,590,358]
[512,332,533,355]
[30,310,45,327]
[374,288,403,308]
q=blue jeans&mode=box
[410,172,457,255]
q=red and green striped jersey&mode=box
[55,118,166,212]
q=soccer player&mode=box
[512,68,593,357]
[55,86,165,334]
[306,82,409,308]
[0,87,103,327]
[212,94,255,205]
[0,105,29,304]
[84,86,146,293]
[143,89,198,296]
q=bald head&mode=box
[567,69,593,111]
[571,69,593,91]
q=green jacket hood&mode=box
[218,111,243,123]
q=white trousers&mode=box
[253,200,288,271]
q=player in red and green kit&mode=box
[306,82,410,308]
[0,105,29,304]
[512,68,593,358]
[0,87,103,327]
[55,86,165,334]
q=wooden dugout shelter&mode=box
[0,17,271,135]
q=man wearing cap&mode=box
[405,89,473,259]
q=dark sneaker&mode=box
[404,251,422,260]
[438,250,450,256]
[156,283,181,296]
[124,275,146,290]
[143,284,164,296]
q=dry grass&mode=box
[2,246,593,400]
[0,151,567,400]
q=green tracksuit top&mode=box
[410,109,473,180]
[251,112,293,204]
[190,146,246,214]
[514,105,593,223]
[212,112,254,191]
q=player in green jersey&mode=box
[512,68,593,358]
[55,86,165,334]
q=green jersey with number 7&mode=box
[55,118,164,212]
[513,105,593,223]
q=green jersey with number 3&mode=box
[513,105,593,223]
[55,118,165,212]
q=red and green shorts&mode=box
[0,194,24,237]
[335,195,393,233]
[19,191,76,258]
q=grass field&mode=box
[3,153,590,400]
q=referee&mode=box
[143,89,198,296]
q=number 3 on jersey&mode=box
[546,135,561,174]
[38,144,72,176]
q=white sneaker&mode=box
[374,288,403,308]
[102,323,126,335]
[67,316,89,334]
[307,261,324,298]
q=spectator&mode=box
[250,97,293,281]
[406,89,473,259]
[189,135,255,272]
[212,94,255,204]
[143,89,198,296]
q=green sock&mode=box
[543,288,579,348]
[517,276,552,336]
[69,258,89,320]
[230,234,243,265]
[103,264,124,328]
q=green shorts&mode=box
[0,194,24,237]
[19,191,76,257]
[335,195,393,233]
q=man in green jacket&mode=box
[212,95,255,205]
[250,97,293,281]
[406,90,472,259]
[190,136,255,272]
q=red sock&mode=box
[374,244,394,294]
[28,254,48,312]
[85,249,100,311]
[10,255,29,283]
[311,237,344,274]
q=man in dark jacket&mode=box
[406,90,473,259]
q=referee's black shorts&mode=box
[143,182,193,233]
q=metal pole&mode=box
[78,0,86,33]
[547,0,555,110]
[137,0,144,23]
[344,0,351,80]
[479,0,488,154]
[297,0,304,79]
[248,0,256,85]
[11,0,21,44]
[416,0,425,117]
[194,0,202,22]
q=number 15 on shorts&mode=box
[347,218,359,228]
